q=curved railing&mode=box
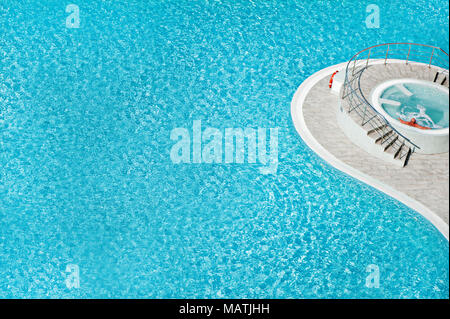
[347,43,449,77]
[341,43,449,162]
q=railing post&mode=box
[342,75,347,99]
[406,44,411,65]
[429,48,435,68]
[384,44,390,65]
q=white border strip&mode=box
[291,61,449,240]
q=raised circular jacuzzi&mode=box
[371,79,449,154]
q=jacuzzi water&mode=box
[381,83,449,129]
[0,1,449,298]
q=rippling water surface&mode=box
[0,0,448,298]
[382,83,449,129]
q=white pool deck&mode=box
[291,61,449,239]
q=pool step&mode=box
[374,130,394,144]
[433,71,448,86]
[383,135,398,151]
[392,143,411,167]
[434,72,439,82]
[403,147,413,167]
[394,143,405,159]
[383,139,412,167]
[365,127,412,167]
[366,124,388,135]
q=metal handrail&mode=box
[355,65,418,151]
[347,43,449,69]
[342,43,450,154]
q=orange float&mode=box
[398,118,431,130]
[329,71,339,88]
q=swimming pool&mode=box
[0,0,448,298]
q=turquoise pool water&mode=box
[0,0,448,298]
[381,83,449,129]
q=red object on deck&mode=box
[398,118,431,130]
[329,71,339,88]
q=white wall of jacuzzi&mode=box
[291,59,449,240]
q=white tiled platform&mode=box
[301,63,449,225]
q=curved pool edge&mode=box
[290,61,450,241]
